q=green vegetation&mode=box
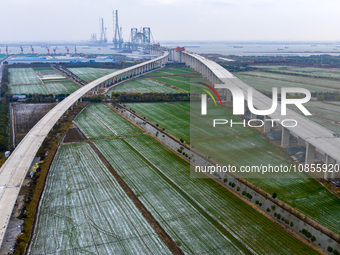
[8,67,80,96]
[145,67,196,76]
[9,68,41,85]
[0,103,9,151]
[97,134,317,255]
[74,103,142,139]
[10,84,48,95]
[95,138,248,255]
[236,73,339,93]
[45,80,80,93]
[112,92,191,103]
[68,67,117,82]
[125,101,340,234]
[125,102,190,141]
[44,82,69,94]
[108,78,180,95]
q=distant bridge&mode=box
[0,51,168,247]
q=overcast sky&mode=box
[0,0,339,42]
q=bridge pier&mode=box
[305,142,316,164]
[263,116,271,133]
[281,127,290,148]
[324,155,336,179]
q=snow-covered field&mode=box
[74,103,142,139]
[29,143,171,255]
[94,138,244,255]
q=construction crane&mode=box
[65,46,69,54]
[5,46,8,55]
[46,47,50,55]
[20,46,23,54]
[30,46,34,55]
[53,47,57,55]
[74,46,77,55]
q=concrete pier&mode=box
[281,127,290,148]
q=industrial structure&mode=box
[90,18,108,46]
[113,10,123,49]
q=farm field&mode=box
[12,103,56,145]
[235,73,339,93]
[8,67,80,95]
[68,67,117,82]
[125,102,190,141]
[44,79,80,93]
[95,135,318,255]
[124,101,340,234]
[253,65,340,79]
[288,101,340,134]
[74,103,142,139]
[108,78,180,95]
[9,68,41,85]
[143,67,207,93]
[9,84,48,95]
[145,68,197,76]
[95,138,248,255]
[29,142,171,255]
[236,67,340,133]
[126,102,283,153]
[44,82,69,94]
[33,67,64,79]
[152,77,206,93]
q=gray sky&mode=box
[0,0,339,42]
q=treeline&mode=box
[0,62,9,151]
[0,102,8,151]
[165,62,186,68]
[111,92,192,102]
[1,64,9,85]
[60,61,137,69]
[219,61,252,72]
[224,55,340,67]
[7,63,51,69]
[260,91,340,101]
[9,94,69,103]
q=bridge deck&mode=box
[187,52,340,162]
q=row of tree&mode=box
[111,92,193,102]
[0,100,8,151]
[217,55,340,68]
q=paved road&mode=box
[0,51,168,247]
